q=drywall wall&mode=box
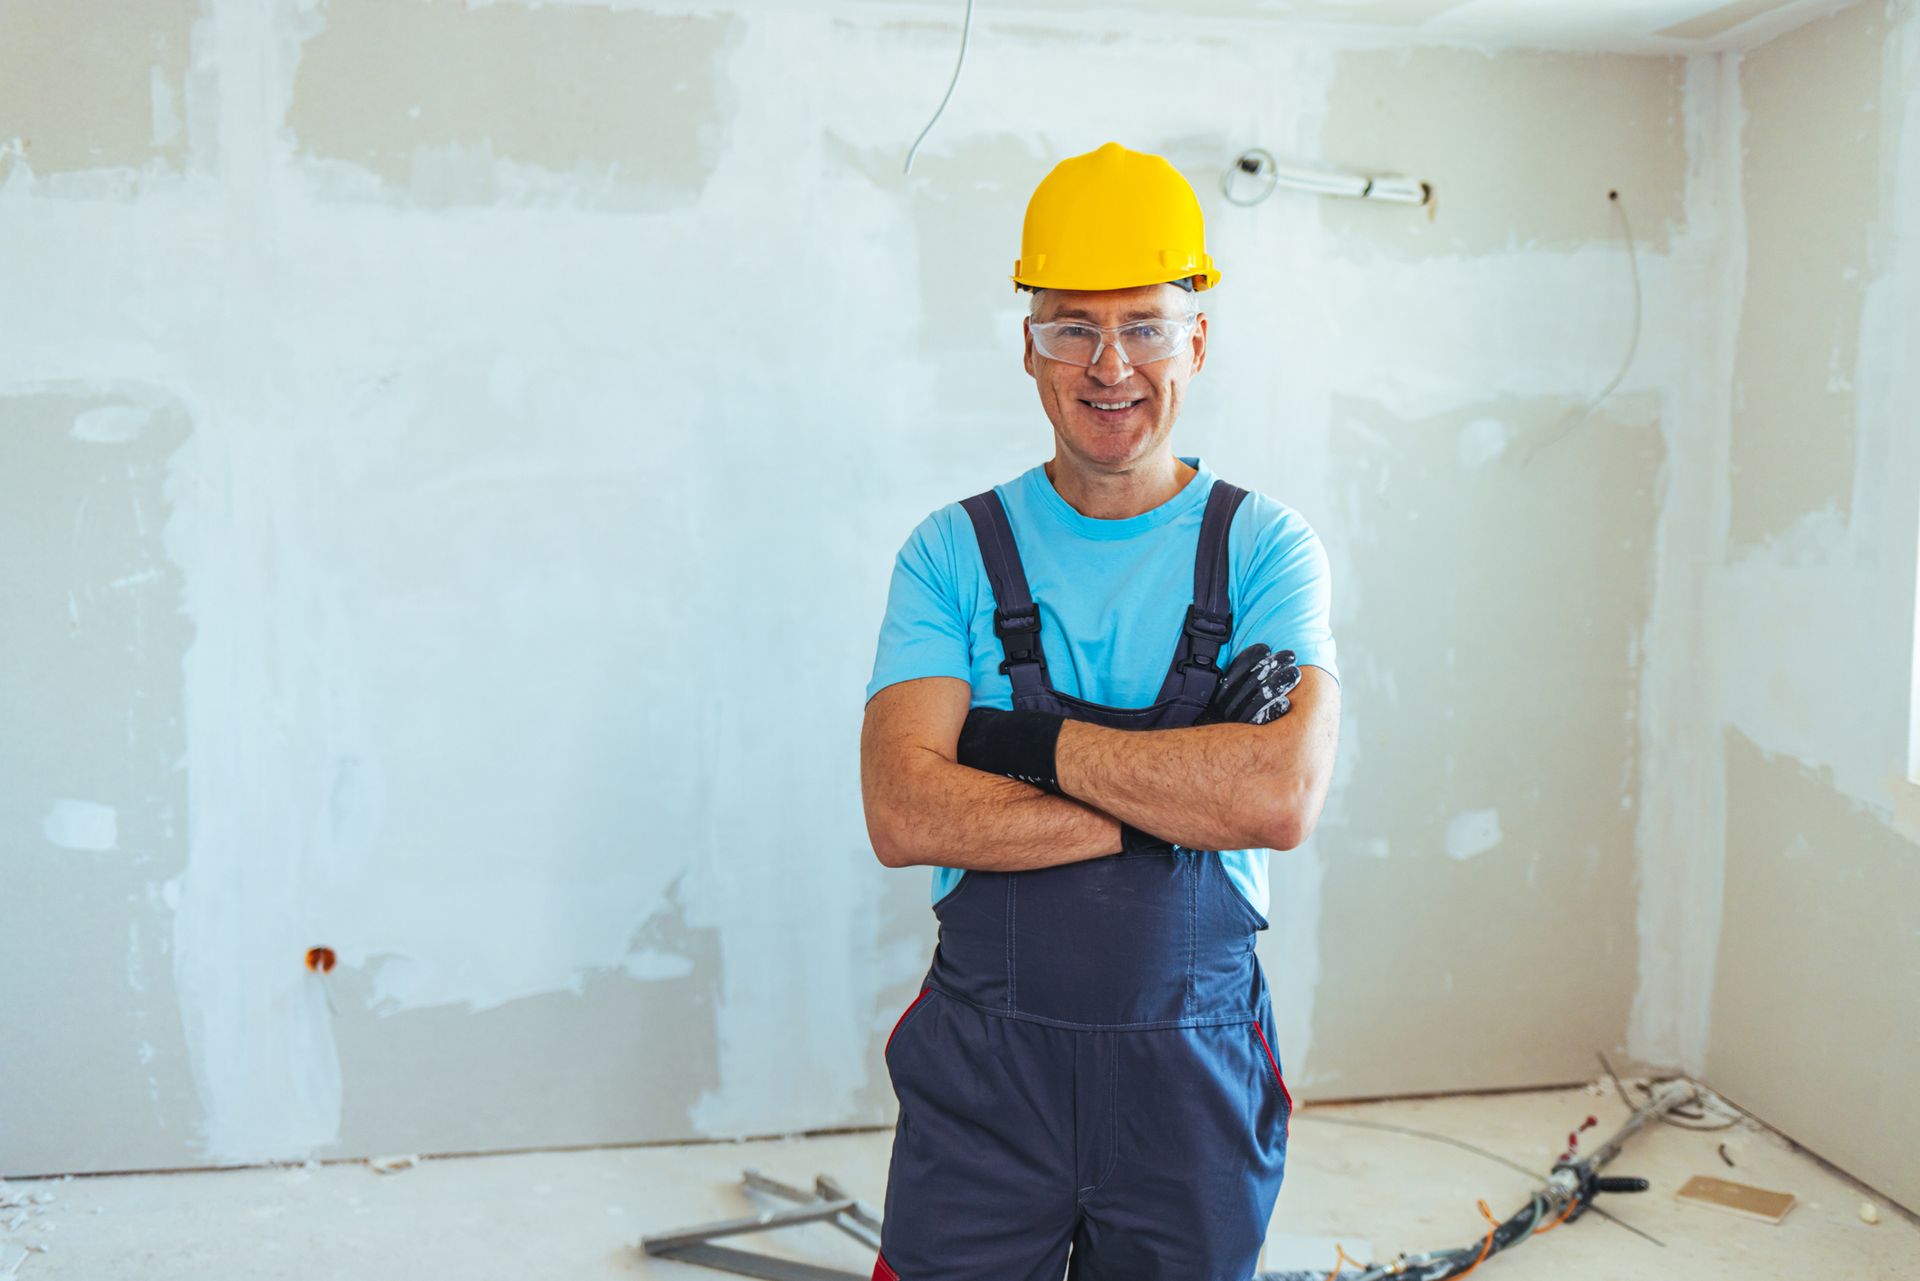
[3,0,1704,1172]
[1298,44,1687,1099]
[1689,0,1920,1213]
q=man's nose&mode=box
[1088,340,1132,385]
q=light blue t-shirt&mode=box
[865,456,1338,917]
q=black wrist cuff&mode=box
[958,708,1066,794]
[1120,822,1175,855]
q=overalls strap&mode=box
[959,490,1051,703]
[962,480,1249,711]
[1155,481,1249,709]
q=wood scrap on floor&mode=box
[1675,1174,1796,1223]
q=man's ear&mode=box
[1188,313,1208,376]
[1022,317,1037,378]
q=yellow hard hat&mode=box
[1012,141,1221,293]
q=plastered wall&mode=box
[1689,0,1920,1214]
[0,0,1751,1176]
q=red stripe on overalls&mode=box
[872,1251,900,1280]
[885,988,933,1055]
[1253,1022,1294,1139]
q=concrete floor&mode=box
[2,1078,1912,1280]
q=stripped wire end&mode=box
[1323,1241,1362,1281]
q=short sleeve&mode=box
[1230,502,1339,686]
[866,508,974,702]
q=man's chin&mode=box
[1071,431,1158,470]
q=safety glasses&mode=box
[1027,315,1198,368]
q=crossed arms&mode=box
[859,666,1340,871]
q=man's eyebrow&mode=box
[1043,307,1186,322]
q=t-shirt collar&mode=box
[1024,455,1213,541]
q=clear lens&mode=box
[1030,317,1192,366]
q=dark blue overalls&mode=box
[874,479,1293,1281]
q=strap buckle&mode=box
[994,605,1047,674]
[1178,605,1233,673]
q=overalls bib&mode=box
[874,479,1294,1281]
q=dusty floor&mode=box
[1,1078,1911,1280]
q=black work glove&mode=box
[956,707,1066,794]
[1196,644,1301,726]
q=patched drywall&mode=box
[1680,0,1920,1214]
[1320,46,1689,257]
[1726,0,1885,551]
[1708,729,1920,1211]
[330,879,725,1155]
[1625,49,1745,1081]
[0,387,200,1174]
[1308,394,1661,1097]
[0,0,197,177]
[287,0,738,209]
[0,0,1740,1173]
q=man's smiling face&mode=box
[1022,281,1208,476]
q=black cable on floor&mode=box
[1295,1111,1667,1248]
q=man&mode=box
[860,141,1341,1281]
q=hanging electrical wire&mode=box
[1519,190,1643,467]
[902,0,976,176]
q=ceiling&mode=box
[1269,0,1858,52]
[876,0,1864,54]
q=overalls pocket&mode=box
[1250,1017,1294,1143]
[885,987,937,1062]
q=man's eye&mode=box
[1056,325,1096,340]
[1125,324,1167,342]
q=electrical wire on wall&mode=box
[1519,190,1643,468]
[1221,149,1642,465]
[903,0,977,175]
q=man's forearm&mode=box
[1054,720,1306,852]
[868,747,1122,872]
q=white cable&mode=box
[1521,192,1643,467]
[1572,193,1643,411]
[903,0,976,176]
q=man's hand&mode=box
[1196,645,1301,726]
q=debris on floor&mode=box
[4,1086,1914,1279]
[366,1154,420,1175]
[1675,1174,1797,1224]
[639,1083,1704,1281]
[641,1167,881,1279]
[0,1178,65,1278]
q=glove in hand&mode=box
[1197,644,1301,726]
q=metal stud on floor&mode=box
[640,1169,877,1280]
